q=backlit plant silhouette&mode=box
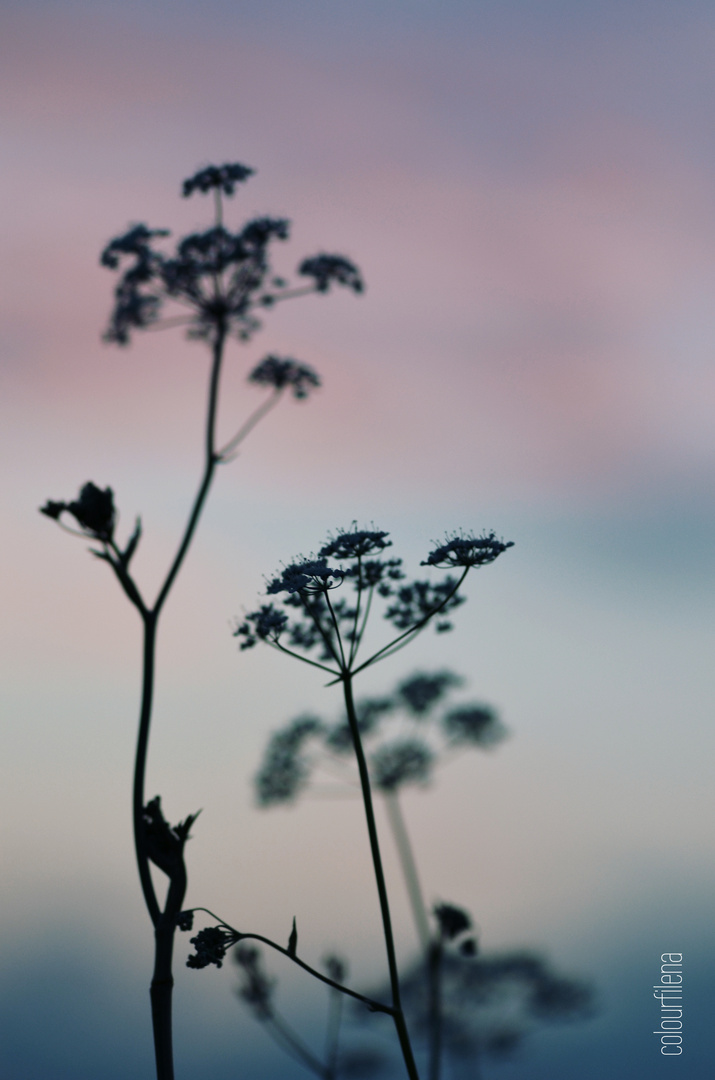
[40,162,362,1080]
[234,669,593,1079]
[178,527,515,1079]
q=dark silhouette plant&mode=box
[40,162,363,1080]
[180,527,514,1079]
[235,669,593,1079]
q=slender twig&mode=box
[324,591,348,671]
[324,984,344,1080]
[217,387,283,460]
[341,675,421,1080]
[184,909,395,1015]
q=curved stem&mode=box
[342,675,420,1080]
[185,910,394,1014]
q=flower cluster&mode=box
[255,716,324,806]
[234,604,288,650]
[254,668,507,805]
[422,532,514,569]
[298,254,363,294]
[236,525,511,674]
[186,925,239,970]
[182,163,254,197]
[248,356,321,400]
[371,739,434,792]
[266,558,344,595]
[385,578,465,633]
[100,163,363,345]
[318,528,391,559]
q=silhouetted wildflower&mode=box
[266,558,344,595]
[442,705,506,747]
[369,949,594,1066]
[422,532,514,569]
[397,671,463,715]
[176,911,194,932]
[40,482,116,543]
[385,578,465,631]
[182,162,254,197]
[298,254,363,293]
[319,528,392,560]
[434,903,472,942]
[187,925,238,969]
[255,716,325,806]
[235,604,288,649]
[101,164,363,345]
[248,356,321,399]
[371,739,434,791]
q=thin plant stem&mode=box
[264,1010,329,1078]
[341,674,421,1080]
[427,941,443,1080]
[185,910,395,1014]
[217,387,282,460]
[324,591,348,670]
[383,791,431,952]
[128,320,245,1079]
[324,985,344,1080]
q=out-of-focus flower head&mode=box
[434,903,473,942]
[235,944,275,1020]
[40,482,116,543]
[248,356,321,399]
[182,162,255,197]
[442,705,507,747]
[397,671,463,715]
[298,254,363,293]
[371,738,434,792]
[234,604,288,650]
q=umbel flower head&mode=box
[234,525,512,668]
[248,356,320,400]
[100,162,363,345]
[253,667,508,807]
[422,531,514,569]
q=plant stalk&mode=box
[341,674,420,1080]
[132,324,227,1080]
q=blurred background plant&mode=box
[234,668,594,1079]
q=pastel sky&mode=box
[1,2,713,1078]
